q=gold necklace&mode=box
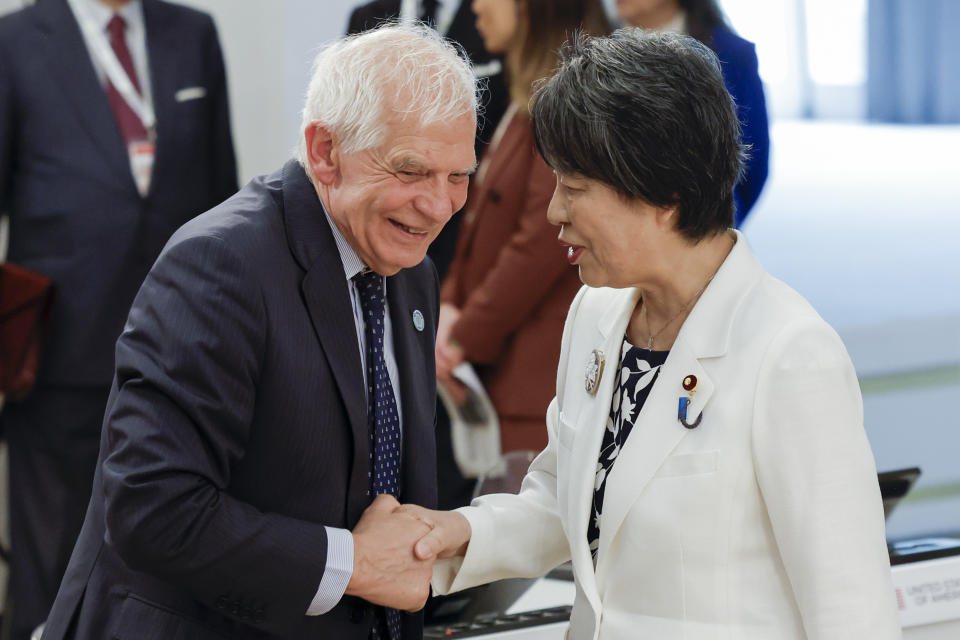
[642,274,714,350]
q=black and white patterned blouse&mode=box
[587,340,669,562]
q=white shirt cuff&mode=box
[306,526,354,615]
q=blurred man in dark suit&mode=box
[0,0,236,637]
[41,23,478,640]
[347,0,507,279]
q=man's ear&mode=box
[305,122,339,186]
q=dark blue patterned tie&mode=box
[354,270,402,640]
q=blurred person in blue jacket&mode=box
[617,0,769,227]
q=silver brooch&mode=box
[412,309,425,332]
[585,349,605,396]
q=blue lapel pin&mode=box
[678,374,702,429]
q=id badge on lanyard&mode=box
[67,0,157,196]
[129,138,155,197]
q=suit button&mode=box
[253,608,265,624]
[349,604,365,623]
[230,599,242,616]
[215,595,228,610]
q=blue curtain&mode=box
[867,0,960,123]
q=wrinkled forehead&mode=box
[376,113,477,172]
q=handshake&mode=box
[344,494,472,612]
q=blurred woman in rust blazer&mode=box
[435,0,610,452]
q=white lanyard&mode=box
[66,0,156,133]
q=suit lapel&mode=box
[35,0,132,187]
[366,0,401,26]
[280,161,370,524]
[142,0,174,199]
[388,272,438,508]
[561,288,639,612]
[444,0,479,55]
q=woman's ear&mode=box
[656,201,680,230]
[304,122,339,186]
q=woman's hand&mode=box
[395,504,472,561]
[435,303,468,404]
[436,303,460,355]
[347,495,436,611]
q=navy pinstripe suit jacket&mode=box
[43,160,440,640]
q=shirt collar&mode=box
[435,1,457,35]
[662,10,687,34]
[82,0,144,35]
[320,199,368,282]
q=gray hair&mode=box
[296,23,479,167]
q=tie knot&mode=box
[354,270,385,316]
[107,14,126,39]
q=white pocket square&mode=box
[175,87,207,102]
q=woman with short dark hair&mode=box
[409,29,901,640]
[532,26,744,240]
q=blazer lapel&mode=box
[562,288,640,612]
[594,336,713,580]
[593,230,760,583]
[456,111,525,249]
[142,0,175,199]
[476,111,525,194]
[35,0,131,186]
[387,273,437,508]
[280,161,370,524]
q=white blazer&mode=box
[434,232,902,640]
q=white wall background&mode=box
[742,121,960,540]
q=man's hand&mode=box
[346,494,435,612]
[395,504,472,561]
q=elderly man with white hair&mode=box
[41,24,478,640]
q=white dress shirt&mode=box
[69,0,154,110]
